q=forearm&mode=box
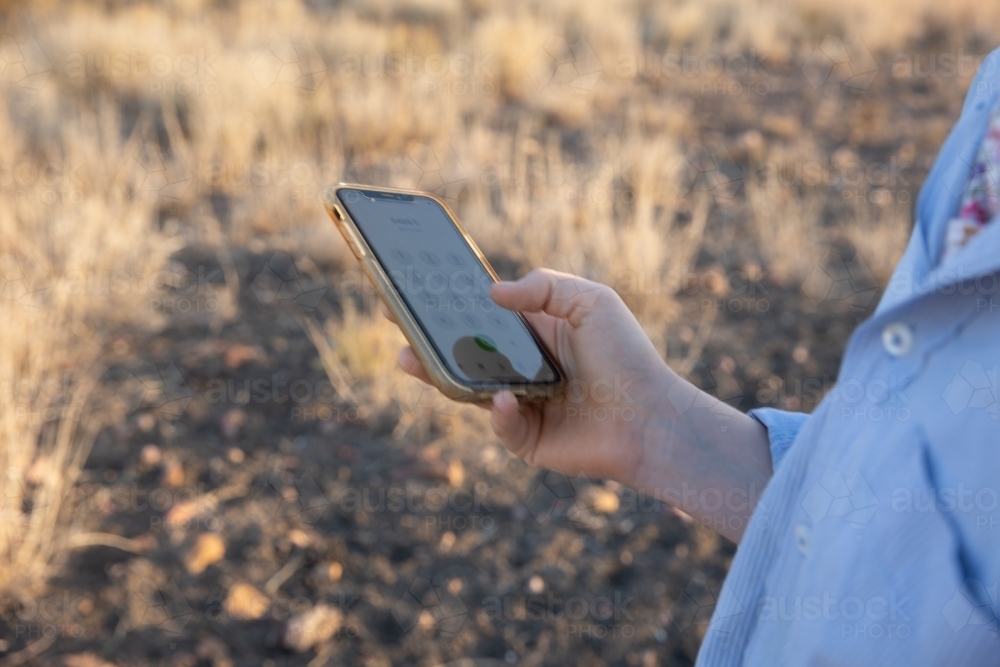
[626,371,773,543]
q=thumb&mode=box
[490,268,606,327]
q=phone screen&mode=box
[338,188,560,386]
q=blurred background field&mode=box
[1,0,998,665]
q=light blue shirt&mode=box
[697,48,1000,665]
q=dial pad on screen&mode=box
[340,192,557,384]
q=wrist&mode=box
[615,366,685,490]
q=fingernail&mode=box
[494,390,516,406]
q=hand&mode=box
[391,268,672,484]
[389,267,774,543]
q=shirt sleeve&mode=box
[746,407,810,470]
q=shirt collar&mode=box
[876,55,1000,315]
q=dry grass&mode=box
[841,198,912,286]
[304,295,494,441]
[746,178,827,285]
[0,98,179,593]
[0,0,994,600]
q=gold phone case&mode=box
[322,183,564,403]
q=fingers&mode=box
[490,390,538,460]
[398,346,494,413]
[490,268,608,327]
[381,302,396,324]
[397,343,547,451]
[397,346,433,385]
[491,391,528,454]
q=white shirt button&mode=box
[881,322,913,357]
[794,524,811,555]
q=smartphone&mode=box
[323,183,564,402]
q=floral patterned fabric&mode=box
[942,100,1000,263]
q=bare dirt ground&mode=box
[2,165,910,667]
[4,245,871,667]
[1,1,994,665]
